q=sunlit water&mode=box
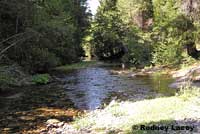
[63,67,175,110]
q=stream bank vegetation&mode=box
[71,86,200,134]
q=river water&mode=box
[0,66,176,133]
[63,66,176,110]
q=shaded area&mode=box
[0,83,80,134]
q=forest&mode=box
[1,0,200,72]
[0,0,200,134]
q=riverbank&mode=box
[0,63,82,133]
[0,61,99,97]
[110,62,200,89]
[0,61,105,133]
[44,62,200,134]
[0,82,82,134]
[1,61,200,133]
[46,86,200,134]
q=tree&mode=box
[0,0,90,73]
[92,0,127,60]
[117,0,153,30]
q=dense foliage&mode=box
[0,0,90,73]
[1,0,200,71]
[92,0,127,61]
[92,0,200,67]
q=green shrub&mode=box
[32,74,51,85]
[152,37,183,65]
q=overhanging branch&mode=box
[0,35,34,60]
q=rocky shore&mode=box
[169,64,200,89]
[110,64,200,89]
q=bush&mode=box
[9,41,61,73]
[32,74,51,85]
[30,47,60,73]
[152,37,183,65]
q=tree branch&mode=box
[0,35,33,58]
[0,32,26,45]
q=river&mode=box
[62,66,176,110]
[0,65,177,133]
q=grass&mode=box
[55,61,97,71]
[72,87,200,134]
[32,74,51,85]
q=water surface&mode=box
[63,67,175,110]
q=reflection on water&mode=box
[135,74,175,96]
[63,67,175,110]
